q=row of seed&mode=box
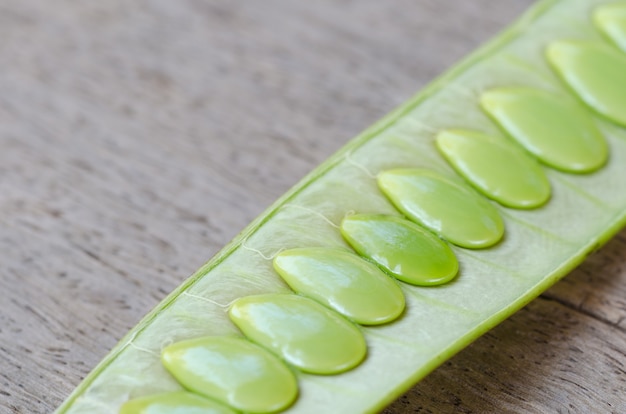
[120,3,626,414]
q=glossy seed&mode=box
[161,336,298,413]
[593,2,626,52]
[119,391,236,414]
[273,247,405,325]
[378,169,504,249]
[340,214,458,286]
[436,129,551,209]
[546,41,626,126]
[480,87,607,173]
[229,294,367,375]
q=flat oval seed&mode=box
[436,129,551,209]
[161,336,298,413]
[273,248,405,325]
[546,41,626,126]
[340,214,458,286]
[119,391,236,414]
[593,2,626,52]
[229,294,366,375]
[378,169,504,249]
[480,88,607,173]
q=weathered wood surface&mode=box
[1,1,624,413]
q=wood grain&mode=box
[0,1,624,413]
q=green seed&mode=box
[378,169,504,249]
[340,214,458,286]
[229,294,367,375]
[546,41,626,127]
[436,129,551,209]
[480,87,607,173]
[161,336,298,413]
[593,1,626,52]
[119,391,236,414]
[273,247,405,325]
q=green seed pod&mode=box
[56,1,626,413]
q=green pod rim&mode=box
[56,1,626,413]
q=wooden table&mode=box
[1,1,624,412]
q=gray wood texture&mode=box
[1,1,624,413]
